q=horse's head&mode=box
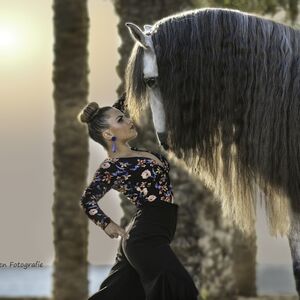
[125,22,169,150]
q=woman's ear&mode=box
[102,129,113,141]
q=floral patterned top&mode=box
[79,147,174,230]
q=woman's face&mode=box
[103,108,137,142]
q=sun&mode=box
[0,12,45,66]
[0,20,37,63]
[0,24,24,62]
[0,27,18,48]
[0,19,42,66]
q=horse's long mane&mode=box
[125,8,300,236]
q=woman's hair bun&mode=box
[78,102,100,124]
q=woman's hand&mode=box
[104,220,129,239]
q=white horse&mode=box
[125,8,300,296]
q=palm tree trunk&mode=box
[233,229,257,296]
[52,1,90,299]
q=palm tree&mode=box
[52,0,90,299]
[204,0,299,24]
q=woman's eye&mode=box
[118,117,123,122]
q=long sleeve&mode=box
[80,160,117,230]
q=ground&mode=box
[238,296,298,300]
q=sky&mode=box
[0,0,293,269]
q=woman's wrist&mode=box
[101,216,112,230]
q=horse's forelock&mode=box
[125,43,149,123]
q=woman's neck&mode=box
[107,143,133,158]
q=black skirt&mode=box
[89,198,199,300]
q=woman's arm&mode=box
[79,161,117,230]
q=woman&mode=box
[77,94,199,300]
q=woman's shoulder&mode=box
[99,156,128,173]
[133,146,170,170]
[98,158,118,172]
[100,146,170,170]
[94,159,122,184]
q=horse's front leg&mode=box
[288,211,300,298]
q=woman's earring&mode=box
[111,136,117,153]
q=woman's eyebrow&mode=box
[115,115,124,120]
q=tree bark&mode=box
[52,1,90,299]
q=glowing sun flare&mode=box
[0,27,18,48]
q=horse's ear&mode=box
[126,22,148,49]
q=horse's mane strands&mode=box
[126,8,300,236]
[125,44,148,125]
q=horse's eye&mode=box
[144,77,157,87]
